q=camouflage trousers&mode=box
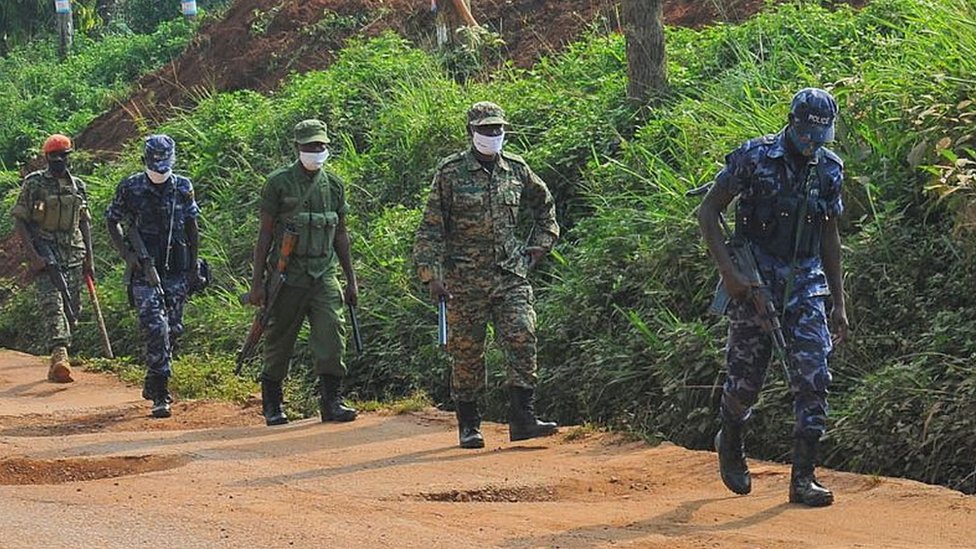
[446,268,537,402]
[36,264,83,352]
[262,274,346,383]
[721,296,833,439]
[131,275,188,378]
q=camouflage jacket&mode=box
[10,169,90,267]
[413,148,559,282]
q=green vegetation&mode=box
[0,18,194,167]
[2,0,976,494]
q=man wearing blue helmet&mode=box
[106,134,203,418]
[697,88,849,506]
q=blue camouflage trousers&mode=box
[720,296,832,440]
[131,275,188,378]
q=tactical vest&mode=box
[134,177,191,275]
[734,153,834,260]
[28,174,85,234]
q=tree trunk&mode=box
[622,0,667,106]
[435,0,475,47]
[55,1,73,59]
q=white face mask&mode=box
[299,150,330,171]
[146,169,172,184]
[472,131,505,156]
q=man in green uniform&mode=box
[414,101,560,449]
[247,119,359,426]
[10,134,94,383]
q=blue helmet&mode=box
[790,88,837,143]
[144,134,176,172]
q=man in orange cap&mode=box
[10,134,94,382]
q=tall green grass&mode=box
[0,18,193,168]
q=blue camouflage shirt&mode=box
[713,130,844,306]
[106,172,200,271]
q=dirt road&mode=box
[0,349,973,548]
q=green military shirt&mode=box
[260,161,349,288]
[413,148,559,282]
[10,169,89,267]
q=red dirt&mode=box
[74,0,865,159]
[2,348,975,547]
[0,233,28,284]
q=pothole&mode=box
[0,455,190,485]
[416,485,557,503]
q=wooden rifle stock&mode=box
[235,229,298,375]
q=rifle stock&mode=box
[235,229,298,375]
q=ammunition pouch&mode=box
[33,192,83,233]
[140,233,189,275]
[292,211,337,259]
[735,193,828,260]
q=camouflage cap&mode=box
[790,88,837,142]
[467,101,509,127]
[293,119,331,144]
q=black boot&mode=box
[320,374,357,422]
[455,401,485,449]
[508,386,558,442]
[261,378,288,426]
[149,375,172,419]
[789,436,834,506]
[715,420,751,495]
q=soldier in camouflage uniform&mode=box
[106,135,202,418]
[413,101,560,449]
[698,88,849,506]
[247,119,359,427]
[10,134,94,383]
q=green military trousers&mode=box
[446,268,538,402]
[262,274,346,382]
[36,264,83,352]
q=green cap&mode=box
[467,101,509,127]
[293,119,331,144]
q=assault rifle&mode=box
[127,227,164,297]
[235,228,298,375]
[688,183,796,386]
[29,233,76,327]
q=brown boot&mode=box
[47,346,74,383]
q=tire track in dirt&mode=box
[1,349,974,548]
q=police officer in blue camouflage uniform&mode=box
[106,135,202,418]
[697,88,849,507]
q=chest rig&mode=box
[734,150,834,260]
